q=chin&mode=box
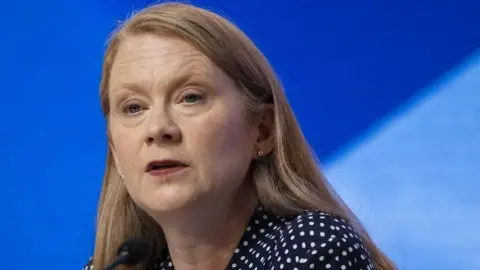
[139,185,201,215]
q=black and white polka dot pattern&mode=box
[84,206,375,270]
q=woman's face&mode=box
[108,34,263,214]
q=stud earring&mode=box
[257,149,264,157]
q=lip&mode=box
[147,166,187,177]
[145,159,188,177]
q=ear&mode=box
[109,142,123,177]
[253,103,275,158]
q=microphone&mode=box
[105,237,151,270]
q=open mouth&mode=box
[146,160,187,172]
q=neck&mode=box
[156,182,258,270]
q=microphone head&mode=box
[117,237,151,265]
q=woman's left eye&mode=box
[182,93,204,104]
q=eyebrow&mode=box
[114,70,210,95]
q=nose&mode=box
[145,109,181,145]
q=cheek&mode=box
[192,111,255,169]
[111,125,145,174]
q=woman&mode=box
[84,2,395,270]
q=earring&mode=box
[257,149,264,157]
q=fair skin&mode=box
[108,34,274,269]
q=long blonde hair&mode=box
[94,2,396,269]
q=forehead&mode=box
[110,34,215,86]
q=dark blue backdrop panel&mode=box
[113,0,480,159]
[0,0,479,269]
[1,1,114,269]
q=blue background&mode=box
[1,0,479,269]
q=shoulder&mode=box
[269,210,376,270]
[82,257,93,270]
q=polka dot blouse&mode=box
[83,205,376,270]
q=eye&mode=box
[181,93,204,104]
[122,102,144,116]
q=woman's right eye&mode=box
[122,103,143,116]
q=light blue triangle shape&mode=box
[324,50,480,270]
